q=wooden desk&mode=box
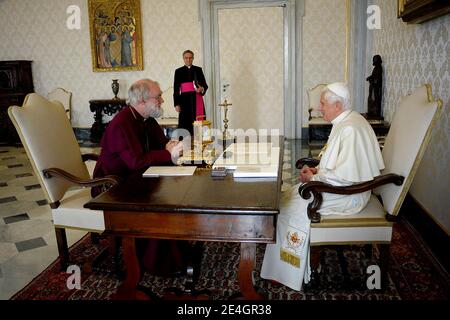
[84,145,283,300]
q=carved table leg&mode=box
[113,237,150,300]
[235,242,264,300]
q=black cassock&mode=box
[173,65,208,135]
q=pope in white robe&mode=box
[260,82,385,291]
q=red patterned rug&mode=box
[11,216,450,300]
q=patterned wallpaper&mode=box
[2,0,445,230]
[372,0,449,232]
[0,0,347,130]
[302,0,347,125]
[218,6,284,131]
[0,0,202,128]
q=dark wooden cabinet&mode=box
[0,60,34,145]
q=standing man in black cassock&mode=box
[173,50,208,135]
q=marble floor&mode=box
[0,144,100,299]
[0,139,311,299]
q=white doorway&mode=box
[200,0,304,139]
[217,6,284,132]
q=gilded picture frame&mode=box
[397,0,450,23]
[397,0,406,18]
[88,0,143,72]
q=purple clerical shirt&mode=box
[92,106,188,273]
[92,106,172,195]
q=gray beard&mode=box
[149,106,164,119]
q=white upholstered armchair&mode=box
[48,87,72,121]
[297,84,443,286]
[307,83,327,121]
[8,93,120,270]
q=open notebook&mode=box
[143,166,196,177]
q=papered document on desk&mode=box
[143,166,196,177]
[233,165,278,178]
[226,142,273,154]
[213,142,280,178]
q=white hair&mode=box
[127,79,159,107]
[321,88,352,111]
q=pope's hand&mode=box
[299,165,316,183]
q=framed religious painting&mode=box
[398,0,450,23]
[88,0,143,72]
[397,0,406,18]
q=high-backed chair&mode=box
[297,84,443,286]
[8,93,119,269]
[307,83,327,121]
[48,87,72,121]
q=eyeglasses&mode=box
[148,94,163,101]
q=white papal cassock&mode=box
[260,110,385,291]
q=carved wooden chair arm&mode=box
[82,153,99,162]
[295,157,320,169]
[298,173,404,223]
[43,168,121,188]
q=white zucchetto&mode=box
[326,82,350,100]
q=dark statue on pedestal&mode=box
[366,55,383,120]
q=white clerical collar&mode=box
[185,65,192,69]
[331,110,352,125]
